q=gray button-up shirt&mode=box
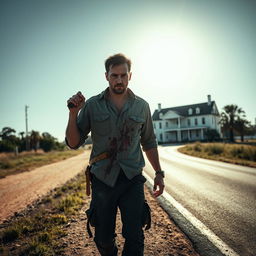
[67,88,157,187]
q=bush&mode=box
[206,144,224,155]
[241,147,256,161]
[229,145,256,161]
[0,140,16,152]
[193,142,202,152]
[1,228,19,243]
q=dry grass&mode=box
[179,142,256,168]
[0,172,87,255]
[0,149,84,178]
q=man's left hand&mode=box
[153,174,165,197]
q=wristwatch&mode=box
[155,170,165,178]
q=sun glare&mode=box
[133,31,201,89]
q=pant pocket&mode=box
[141,200,151,230]
[85,207,97,238]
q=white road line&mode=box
[143,172,240,256]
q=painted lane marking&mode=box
[143,172,240,256]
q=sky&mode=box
[0,0,255,142]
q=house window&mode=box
[188,108,193,115]
[153,123,156,129]
[195,118,198,125]
[202,117,205,125]
[196,130,199,137]
[196,107,200,114]
[160,133,163,141]
[166,122,168,128]
[187,119,191,126]
[159,122,162,129]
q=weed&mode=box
[57,195,83,212]
[37,232,52,243]
[49,214,67,225]
[20,239,54,256]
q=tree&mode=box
[30,130,41,152]
[0,127,16,141]
[19,132,25,140]
[0,127,21,152]
[234,118,250,142]
[219,105,245,142]
[40,132,57,152]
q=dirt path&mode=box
[0,150,200,255]
[60,186,200,256]
[0,151,90,223]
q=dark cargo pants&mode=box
[86,170,150,256]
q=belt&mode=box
[85,152,110,196]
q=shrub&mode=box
[193,142,202,152]
[229,146,244,158]
[229,145,256,161]
[1,228,19,243]
[207,144,224,155]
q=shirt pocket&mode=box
[93,114,111,136]
[128,115,145,136]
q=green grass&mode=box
[179,142,256,167]
[0,149,84,178]
[0,172,87,255]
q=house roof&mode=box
[152,101,219,121]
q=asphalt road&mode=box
[144,145,256,256]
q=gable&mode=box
[162,110,181,119]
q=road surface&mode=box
[144,145,256,256]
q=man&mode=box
[66,53,164,256]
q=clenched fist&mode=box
[67,91,85,112]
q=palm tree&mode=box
[219,104,245,142]
[30,130,41,152]
[19,132,25,140]
[235,118,250,142]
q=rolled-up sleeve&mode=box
[65,102,91,149]
[140,103,157,151]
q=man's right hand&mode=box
[67,91,85,113]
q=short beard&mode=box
[111,84,126,95]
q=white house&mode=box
[152,95,221,143]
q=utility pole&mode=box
[25,105,30,151]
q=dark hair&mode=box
[105,53,131,73]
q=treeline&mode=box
[0,127,65,153]
[220,104,256,142]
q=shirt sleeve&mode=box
[140,102,158,151]
[65,102,91,149]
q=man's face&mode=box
[105,63,132,95]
